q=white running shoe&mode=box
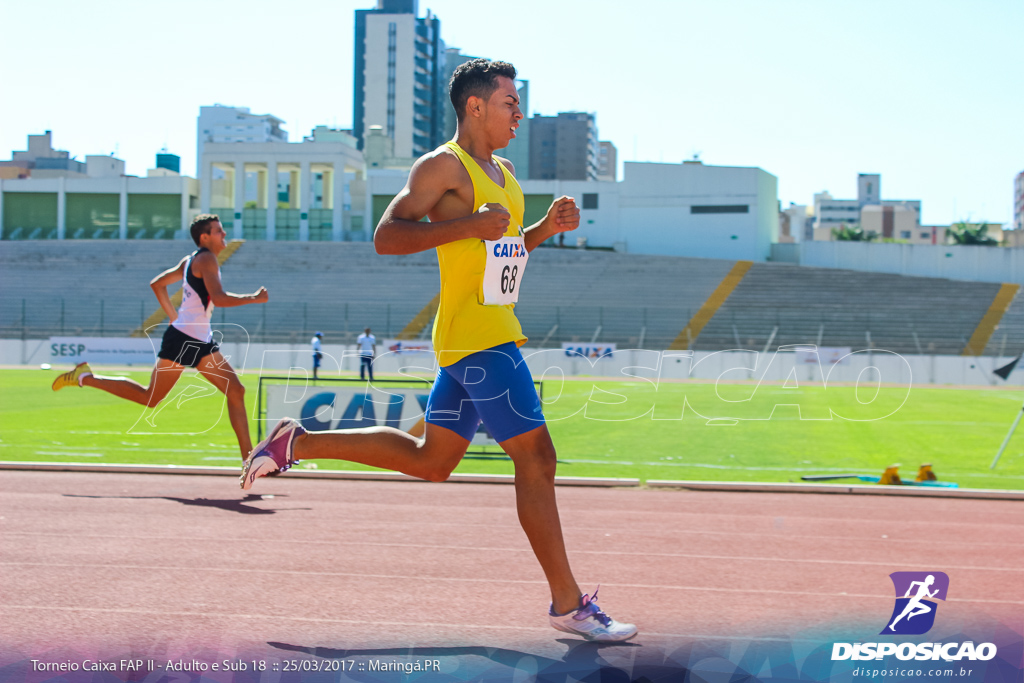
[549,587,637,642]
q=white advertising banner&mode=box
[796,347,853,365]
[561,343,616,360]
[264,383,498,446]
[49,337,155,365]
[382,339,434,355]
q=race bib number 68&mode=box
[482,235,529,305]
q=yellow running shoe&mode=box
[51,362,92,391]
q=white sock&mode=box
[78,372,93,387]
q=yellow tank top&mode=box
[432,141,527,366]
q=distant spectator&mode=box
[311,332,323,380]
[356,327,376,381]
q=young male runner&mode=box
[241,59,637,642]
[52,214,268,460]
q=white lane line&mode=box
[1,562,1019,605]
[34,451,103,457]
[4,534,1020,572]
[0,604,827,643]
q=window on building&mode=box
[900,230,911,239]
[691,205,749,214]
[582,194,598,210]
[920,232,931,239]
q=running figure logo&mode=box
[881,571,949,635]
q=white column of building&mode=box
[332,165,344,241]
[119,176,128,240]
[364,175,373,242]
[233,160,245,239]
[56,177,66,240]
[200,160,212,213]
[299,160,311,241]
[266,160,277,241]
[179,177,190,238]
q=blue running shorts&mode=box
[425,341,545,443]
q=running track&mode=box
[1,471,1021,681]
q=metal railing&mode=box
[1,297,1016,356]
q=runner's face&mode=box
[202,221,228,253]
[484,76,523,149]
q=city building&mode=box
[500,79,531,177]
[440,47,478,142]
[353,0,446,159]
[780,203,811,243]
[1,146,198,240]
[811,174,921,240]
[861,204,918,240]
[0,131,129,181]
[597,141,617,182]
[196,106,287,176]
[1015,170,1023,232]
[363,125,419,170]
[366,159,778,260]
[528,112,598,181]
[199,128,367,242]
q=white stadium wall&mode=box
[775,241,1024,284]
[6,340,1020,387]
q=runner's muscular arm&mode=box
[150,257,187,322]
[193,252,269,307]
[496,158,581,253]
[374,153,509,255]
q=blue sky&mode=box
[2,0,1020,225]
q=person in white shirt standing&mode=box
[311,332,323,380]
[356,327,375,381]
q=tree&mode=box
[832,225,877,242]
[948,221,998,246]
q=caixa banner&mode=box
[263,381,500,447]
[561,343,616,360]
[49,337,155,365]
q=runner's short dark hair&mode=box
[190,214,220,246]
[449,59,517,122]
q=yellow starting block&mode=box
[801,464,955,488]
[878,465,903,485]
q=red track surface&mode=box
[1,471,1021,678]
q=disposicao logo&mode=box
[831,571,998,662]
[882,571,948,635]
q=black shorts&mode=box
[158,325,219,368]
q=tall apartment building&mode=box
[440,47,477,142]
[501,79,530,177]
[196,106,287,177]
[528,112,598,181]
[353,0,446,159]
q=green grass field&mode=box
[2,367,1023,490]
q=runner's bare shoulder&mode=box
[408,145,470,194]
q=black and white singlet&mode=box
[171,248,217,342]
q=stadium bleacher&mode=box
[696,262,1006,356]
[983,288,1024,358]
[0,240,1014,355]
